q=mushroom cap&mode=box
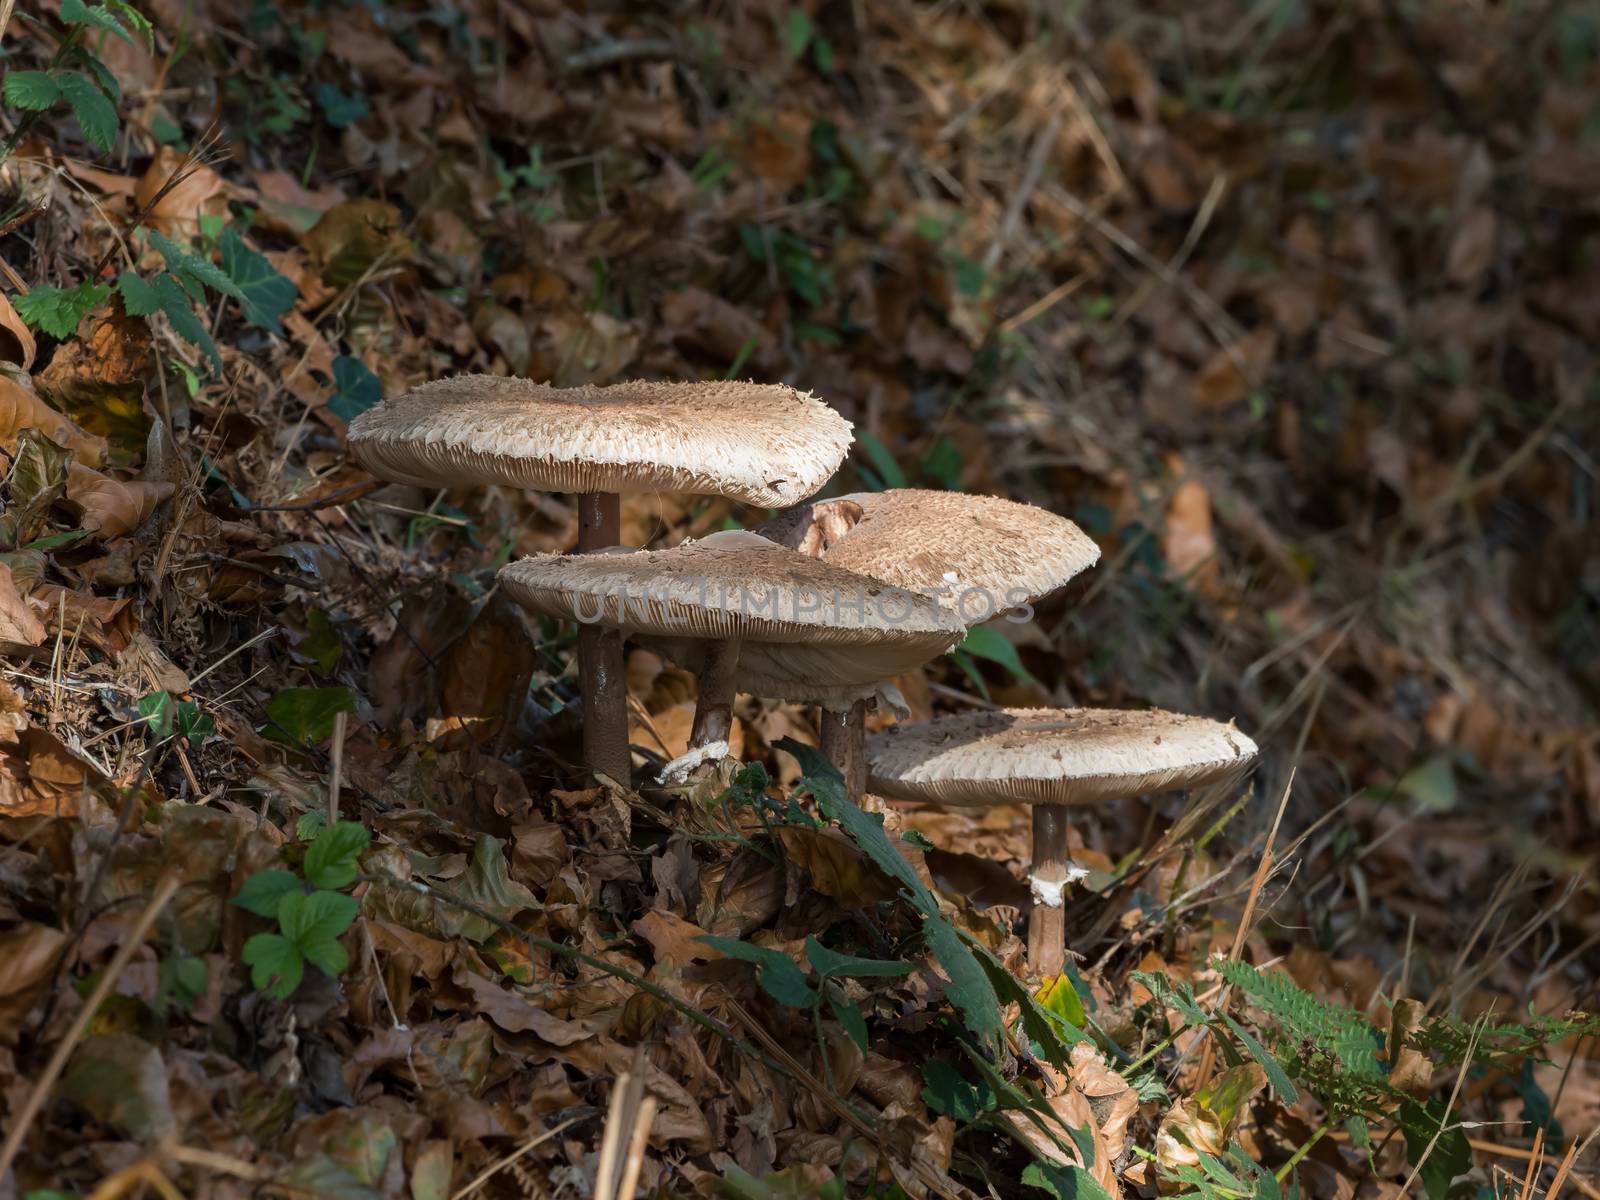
[499,537,965,687]
[866,707,1258,806]
[349,376,853,507]
[759,489,1100,614]
[636,634,907,707]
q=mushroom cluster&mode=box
[350,374,1257,978]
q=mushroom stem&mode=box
[689,636,741,749]
[577,492,630,785]
[818,700,866,803]
[1028,804,1070,979]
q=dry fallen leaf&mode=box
[0,291,37,369]
[1193,327,1277,412]
[0,375,107,465]
[0,563,45,648]
[65,462,175,540]
[136,146,230,237]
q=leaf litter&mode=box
[0,1,1597,1198]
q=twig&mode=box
[983,111,1062,270]
[0,871,183,1181]
[563,37,676,73]
[1398,1015,1488,1196]
[328,709,347,824]
[448,1117,578,1200]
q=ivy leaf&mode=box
[220,227,296,334]
[315,82,370,129]
[57,72,119,153]
[137,690,175,738]
[303,820,371,891]
[242,932,303,998]
[14,282,110,338]
[262,685,354,746]
[114,270,160,316]
[150,273,222,372]
[805,936,914,980]
[231,869,301,918]
[327,356,382,422]
[959,623,1040,685]
[696,935,816,1007]
[4,71,63,111]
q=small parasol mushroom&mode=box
[865,707,1258,977]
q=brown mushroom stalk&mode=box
[576,491,630,784]
[688,634,742,750]
[1028,805,1072,978]
[818,700,867,801]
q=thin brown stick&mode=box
[328,709,347,824]
[449,1117,579,1200]
[0,871,183,1181]
[616,1096,657,1200]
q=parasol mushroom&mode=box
[498,532,964,775]
[759,489,1101,797]
[865,707,1258,977]
[348,376,852,783]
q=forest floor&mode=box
[1,1,1598,1198]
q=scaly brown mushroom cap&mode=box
[866,707,1258,806]
[760,489,1100,615]
[499,536,965,689]
[349,376,853,507]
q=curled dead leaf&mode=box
[0,291,37,369]
[0,375,107,465]
[0,562,45,648]
[65,463,174,539]
[136,146,230,237]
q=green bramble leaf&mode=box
[278,888,359,947]
[921,1059,993,1122]
[219,227,296,334]
[14,282,110,338]
[4,71,63,111]
[104,0,154,49]
[830,997,868,1051]
[241,931,303,997]
[60,0,135,43]
[81,53,122,103]
[58,72,119,152]
[115,270,160,316]
[1022,1161,1113,1200]
[696,935,816,1007]
[303,820,371,891]
[150,273,222,372]
[147,230,244,301]
[231,869,301,918]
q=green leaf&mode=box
[293,607,343,676]
[114,270,160,316]
[969,938,1080,1065]
[220,227,297,334]
[279,887,359,947]
[148,230,244,301]
[104,0,154,49]
[173,700,214,741]
[856,429,908,490]
[830,996,868,1052]
[924,913,1004,1053]
[779,7,812,57]
[697,935,816,1007]
[1220,1010,1298,1104]
[58,72,119,152]
[242,932,303,997]
[304,820,371,891]
[159,955,208,1011]
[14,281,109,338]
[327,356,382,422]
[958,623,1040,685]
[921,1059,993,1122]
[137,690,174,738]
[61,0,134,41]
[804,936,914,980]
[150,273,222,372]
[81,53,122,103]
[1399,1099,1471,1200]
[1022,1161,1114,1200]
[4,71,63,111]
[231,869,301,918]
[23,528,92,551]
[315,82,370,128]
[1037,972,1087,1030]
[262,685,355,745]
